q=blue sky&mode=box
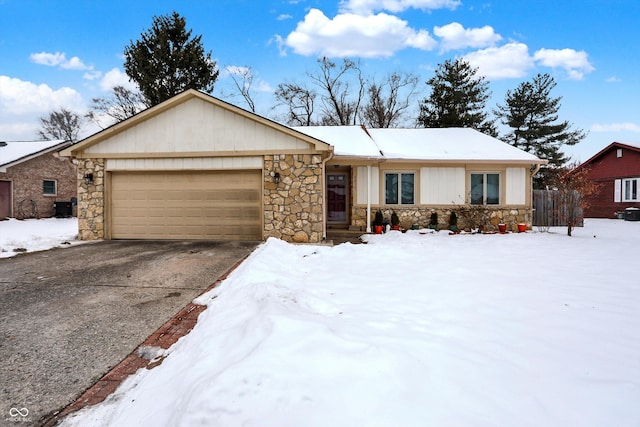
[1,0,639,162]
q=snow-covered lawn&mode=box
[52,219,640,426]
[0,217,79,258]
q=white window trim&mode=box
[384,171,416,205]
[622,177,640,202]
[43,179,57,196]
[470,172,501,205]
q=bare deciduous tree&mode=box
[555,163,602,236]
[311,57,364,125]
[274,57,364,126]
[38,108,82,142]
[225,66,257,113]
[274,82,317,126]
[361,72,419,128]
[87,85,147,127]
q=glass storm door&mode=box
[327,173,348,223]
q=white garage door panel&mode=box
[111,171,262,240]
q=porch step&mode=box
[326,229,367,245]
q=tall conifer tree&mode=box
[495,73,586,188]
[417,59,497,136]
[124,11,219,106]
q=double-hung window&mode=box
[623,178,639,201]
[385,172,414,205]
[470,173,500,205]
[43,180,57,196]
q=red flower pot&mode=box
[498,223,507,234]
[374,225,383,234]
[518,223,527,233]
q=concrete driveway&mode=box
[0,240,259,426]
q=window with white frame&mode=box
[385,172,415,204]
[43,179,57,195]
[623,178,639,201]
[470,173,500,205]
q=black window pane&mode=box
[385,173,398,204]
[43,180,56,195]
[486,173,500,204]
[470,174,483,205]
[401,173,414,204]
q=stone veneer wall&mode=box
[263,154,324,243]
[77,158,105,240]
[352,205,533,232]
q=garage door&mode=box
[111,171,262,240]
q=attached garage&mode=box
[60,89,332,243]
[110,170,262,240]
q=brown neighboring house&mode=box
[577,141,640,218]
[0,140,77,220]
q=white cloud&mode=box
[591,123,640,133]
[0,76,84,115]
[433,22,502,52]
[277,14,292,21]
[0,75,85,140]
[83,70,103,81]
[269,34,289,57]
[340,0,460,14]
[533,48,595,80]
[29,51,92,71]
[605,76,621,83]
[464,42,534,79]
[284,8,437,58]
[99,68,136,92]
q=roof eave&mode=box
[2,140,73,169]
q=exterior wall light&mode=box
[274,172,280,184]
[84,173,94,184]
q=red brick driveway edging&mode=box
[42,256,247,426]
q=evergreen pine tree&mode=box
[124,11,219,106]
[495,73,586,188]
[417,59,497,136]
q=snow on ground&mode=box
[0,218,79,258]
[55,219,639,426]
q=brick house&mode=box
[575,141,640,218]
[61,90,545,242]
[0,140,76,219]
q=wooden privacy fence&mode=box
[533,190,583,227]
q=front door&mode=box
[0,181,11,219]
[327,173,348,224]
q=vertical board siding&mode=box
[505,167,526,205]
[356,166,379,205]
[85,98,311,155]
[105,157,263,171]
[420,167,465,204]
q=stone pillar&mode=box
[263,154,324,243]
[77,158,105,240]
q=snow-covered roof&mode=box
[0,140,70,171]
[368,128,541,162]
[292,126,382,158]
[293,126,543,163]
[616,141,640,150]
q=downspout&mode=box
[529,162,544,224]
[530,163,542,177]
[366,164,372,233]
[321,148,335,241]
